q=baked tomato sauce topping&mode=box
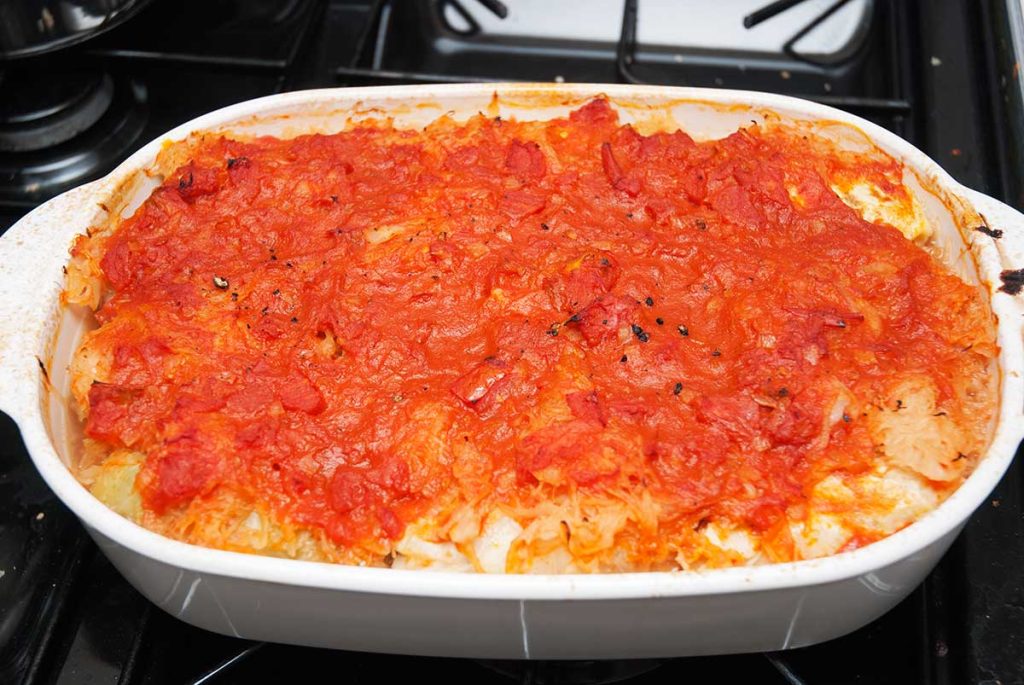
[76,98,995,567]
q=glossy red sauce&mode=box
[81,99,988,563]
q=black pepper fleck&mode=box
[673,382,683,395]
[778,387,789,397]
[711,349,721,357]
[975,225,1003,239]
[677,325,689,336]
[620,355,628,363]
[631,324,649,342]
[645,297,654,307]
[656,317,664,325]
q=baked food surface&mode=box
[64,98,998,572]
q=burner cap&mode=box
[0,70,114,151]
[0,72,148,205]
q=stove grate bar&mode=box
[764,653,808,685]
[189,642,265,685]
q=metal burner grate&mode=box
[614,0,911,116]
[338,0,911,124]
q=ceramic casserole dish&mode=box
[0,83,1022,660]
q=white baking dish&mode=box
[0,83,1021,660]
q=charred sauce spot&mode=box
[975,225,1002,239]
[999,268,1024,295]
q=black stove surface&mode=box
[2,2,1023,683]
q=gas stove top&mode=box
[2,2,1023,683]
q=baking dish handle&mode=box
[0,182,104,423]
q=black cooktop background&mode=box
[1,2,1022,683]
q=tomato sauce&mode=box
[80,98,992,564]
